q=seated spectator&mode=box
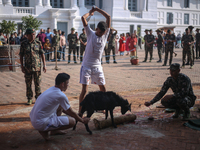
[44,39,52,61]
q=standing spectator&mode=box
[79,28,87,63]
[107,28,117,63]
[145,29,155,62]
[163,29,176,66]
[52,29,60,60]
[129,33,137,57]
[143,29,149,62]
[125,33,131,55]
[138,36,142,49]
[19,28,46,105]
[60,31,67,61]
[9,33,15,45]
[176,33,181,48]
[115,34,119,54]
[75,32,80,60]
[195,28,200,59]
[58,30,62,36]
[45,27,53,44]
[43,29,46,34]
[37,29,46,48]
[156,29,164,63]
[119,33,126,56]
[18,29,23,41]
[14,32,20,45]
[67,28,77,64]
[44,39,51,61]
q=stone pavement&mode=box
[0,48,200,149]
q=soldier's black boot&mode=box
[182,109,190,121]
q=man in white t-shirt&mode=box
[30,73,90,140]
[79,7,111,114]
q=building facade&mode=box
[0,0,199,37]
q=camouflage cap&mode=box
[82,28,85,30]
[71,27,75,31]
[144,29,149,32]
[167,29,171,33]
[196,28,200,31]
[155,29,162,32]
[54,29,58,32]
[188,26,194,29]
[149,29,152,31]
[25,28,35,35]
[168,63,180,71]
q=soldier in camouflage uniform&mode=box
[19,28,46,105]
[186,26,195,65]
[145,63,196,121]
[163,29,175,66]
[52,29,60,60]
[79,28,87,63]
[145,29,154,62]
[68,28,77,63]
[142,29,149,62]
[156,29,164,63]
[181,28,194,69]
[107,28,117,63]
[195,28,200,59]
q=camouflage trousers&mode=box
[68,47,76,63]
[80,46,86,62]
[24,71,41,100]
[186,47,194,65]
[54,47,60,59]
[196,44,200,58]
[107,45,116,62]
[161,96,195,111]
[183,46,193,66]
[157,46,162,61]
[144,45,153,61]
[164,46,173,65]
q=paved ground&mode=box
[0,48,200,150]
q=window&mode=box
[146,0,148,11]
[184,14,189,24]
[50,0,63,8]
[184,0,189,8]
[167,12,173,24]
[175,12,182,25]
[77,0,79,6]
[158,11,164,24]
[90,24,95,30]
[167,0,172,7]
[130,25,134,34]
[192,14,198,25]
[99,0,103,9]
[128,0,137,11]
[137,25,141,36]
[12,0,29,7]
[85,0,95,6]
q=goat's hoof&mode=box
[88,131,92,135]
[114,125,117,128]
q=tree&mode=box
[0,20,17,35]
[21,15,42,33]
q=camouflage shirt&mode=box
[19,39,44,72]
[195,33,200,44]
[108,32,117,46]
[150,73,196,104]
[189,31,195,48]
[144,34,148,46]
[68,33,77,48]
[79,33,87,47]
[157,33,163,47]
[181,34,194,48]
[52,33,60,48]
[147,34,155,46]
[165,34,175,47]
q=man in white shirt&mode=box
[30,73,90,140]
[79,7,111,114]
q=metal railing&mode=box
[13,7,35,15]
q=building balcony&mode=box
[130,12,142,18]
[13,7,35,15]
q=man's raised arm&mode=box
[94,7,111,28]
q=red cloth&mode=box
[129,37,137,52]
[125,36,130,51]
[119,37,126,52]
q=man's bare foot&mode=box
[38,131,51,141]
[50,130,66,136]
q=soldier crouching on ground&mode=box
[144,63,196,121]
[20,28,46,105]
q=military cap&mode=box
[149,29,152,31]
[185,28,189,31]
[167,29,171,33]
[54,29,58,32]
[144,29,149,32]
[82,28,85,30]
[155,29,162,32]
[25,28,35,35]
[169,63,180,71]
[196,28,200,31]
[188,26,194,29]
[71,27,75,31]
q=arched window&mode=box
[128,0,137,11]
[11,0,29,7]
[50,0,63,8]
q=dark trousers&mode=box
[80,46,86,62]
[144,45,153,61]
[76,46,79,59]
[164,47,173,65]
[60,46,66,60]
[157,46,162,61]
[107,45,116,62]
[25,71,41,100]
[196,44,200,58]
[68,47,76,63]
[183,47,193,66]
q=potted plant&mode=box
[130,45,139,65]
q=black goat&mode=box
[73,91,131,134]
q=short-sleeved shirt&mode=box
[165,34,175,47]
[108,32,117,47]
[82,25,110,68]
[30,86,71,131]
[45,32,53,44]
[68,33,77,48]
[19,39,44,72]
[195,33,200,43]
[79,33,87,47]
[157,33,163,47]
[147,34,155,46]
[181,34,194,48]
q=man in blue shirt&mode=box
[45,27,53,44]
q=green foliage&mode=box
[0,20,17,35]
[21,15,42,33]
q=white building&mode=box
[0,0,199,37]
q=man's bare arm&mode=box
[94,7,111,28]
[81,13,91,27]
